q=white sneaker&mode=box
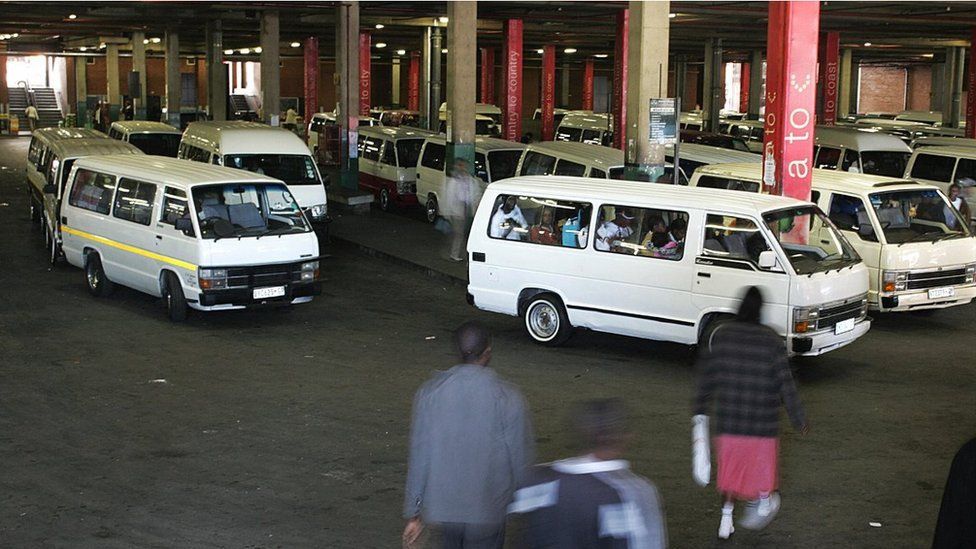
[718,511,735,539]
[740,493,781,530]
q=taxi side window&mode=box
[160,186,192,233]
[362,137,381,161]
[829,193,877,242]
[520,152,557,176]
[486,194,592,249]
[841,149,860,172]
[816,146,841,169]
[420,142,446,171]
[68,169,116,215]
[380,140,396,166]
[702,214,770,264]
[113,178,158,226]
[595,205,689,260]
[553,159,586,177]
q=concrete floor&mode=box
[0,135,973,548]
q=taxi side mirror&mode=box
[758,250,781,271]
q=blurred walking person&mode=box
[693,286,808,539]
[441,158,480,262]
[509,398,668,548]
[403,321,534,548]
[25,104,39,132]
[932,437,976,548]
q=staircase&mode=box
[8,87,29,129]
[29,87,63,128]
[229,94,255,120]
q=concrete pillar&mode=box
[336,0,360,190]
[931,60,945,114]
[392,57,402,105]
[430,28,443,127]
[747,50,763,119]
[702,38,722,132]
[260,10,280,124]
[623,0,670,181]
[612,9,629,150]
[560,63,570,107]
[106,44,120,107]
[838,48,852,116]
[739,62,751,114]
[942,47,957,121]
[541,45,556,141]
[501,19,523,141]
[762,0,820,201]
[420,27,431,129]
[165,31,181,128]
[304,37,319,121]
[206,21,227,121]
[408,51,420,111]
[582,59,595,111]
[446,1,477,169]
[359,31,371,116]
[131,31,147,119]
[673,57,686,110]
[75,54,88,126]
[480,48,495,105]
[951,47,965,128]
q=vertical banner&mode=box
[502,19,523,141]
[359,31,371,116]
[822,31,840,126]
[762,0,820,203]
[480,48,495,105]
[408,51,420,111]
[739,63,751,114]
[303,37,319,125]
[583,60,595,111]
[612,9,629,150]
[967,28,976,138]
[541,45,556,141]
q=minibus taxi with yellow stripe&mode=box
[59,155,321,321]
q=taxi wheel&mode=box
[523,294,573,346]
[379,189,394,212]
[425,197,439,224]
[698,315,732,353]
[49,233,61,267]
[85,254,114,297]
[162,271,188,322]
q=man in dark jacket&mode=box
[694,286,808,539]
[509,399,668,548]
[933,437,976,548]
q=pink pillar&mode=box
[762,1,820,202]
[408,51,420,111]
[739,63,751,114]
[821,31,840,125]
[303,37,319,126]
[480,48,495,105]
[359,31,371,116]
[582,60,594,111]
[612,9,629,150]
[502,19,523,141]
[967,28,976,138]
[541,45,556,141]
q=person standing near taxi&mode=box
[442,158,481,262]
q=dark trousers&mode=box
[438,522,505,549]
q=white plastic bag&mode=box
[692,414,711,487]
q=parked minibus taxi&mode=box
[905,146,976,224]
[59,155,321,321]
[690,163,976,313]
[814,126,912,177]
[108,120,182,157]
[466,176,871,356]
[357,125,433,210]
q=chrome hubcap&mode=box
[87,266,99,288]
[528,303,558,339]
[426,200,437,222]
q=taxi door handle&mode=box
[155,235,163,240]
[697,271,711,278]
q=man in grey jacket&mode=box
[403,321,535,549]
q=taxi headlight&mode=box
[300,261,319,281]
[198,268,228,290]
[965,263,975,284]
[793,306,820,334]
[882,270,907,293]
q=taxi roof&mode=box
[182,121,311,155]
[422,134,526,152]
[694,162,930,194]
[816,125,912,152]
[49,137,143,159]
[73,154,283,190]
[109,120,181,134]
[359,125,435,140]
[525,141,623,169]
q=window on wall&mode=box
[486,193,592,249]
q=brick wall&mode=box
[906,64,932,111]
[858,66,907,113]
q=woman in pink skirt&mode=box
[693,286,809,539]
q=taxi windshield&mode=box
[868,189,971,244]
[762,206,860,274]
[192,183,310,239]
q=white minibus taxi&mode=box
[909,136,976,150]
[718,119,765,153]
[27,127,110,222]
[555,112,612,146]
[690,163,976,312]
[905,146,976,219]
[814,126,913,177]
[356,126,432,210]
[180,121,329,224]
[467,176,871,356]
[416,135,525,222]
[108,121,182,157]
[59,155,320,321]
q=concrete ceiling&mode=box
[0,1,971,65]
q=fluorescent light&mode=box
[223,49,234,55]
[375,42,387,48]
[11,33,18,38]
[143,39,149,44]
[79,46,87,51]
[669,12,677,18]
[438,16,449,23]
[863,42,872,47]
[254,46,262,53]
[239,48,250,54]
[922,53,934,58]
[441,48,448,54]
[68,14,77,19]
[536,49,544,54]
[396,49,406,56]
[594,53,608,58]
[564,48,577,54]
[151,37,161,44]
[375,23,384,29]
[290,42,301,48]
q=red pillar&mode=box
[502,19,523,141]
[541,45,556,141]
[304,37,319,125]
[359,31,371,116]
[821,31,840,126]
[762,1,820,202]
[408,51,420,111]
[480,48,495,105]
[612,9,629,150]
[967,28,976,138]
[582,60,595,111]
[739,63,751,114]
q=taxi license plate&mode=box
[834,318,855,335]
[253,286,286,300]
[928,287,955,300]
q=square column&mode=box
[420,28,431,129]
[560,62,570,107]
[429,28,442,128]
[541,45,556,141]
[501,19,523,141]
[623,0,670,180]
[131,31,147,119]
[951,47,965,128]
[75,53,88,126]
[165,31,181,127]
[335,0,360,190]
[967,29,976,138]
[747,50,763,119]
[702,38,723,133]
[582,60,594,111]
[408,51,420,111]
[106,44,120,108]
[260,10,281,124]
[761,0,820,201]
[612,9,628,150]
[480,48,495,105]
[820,31,840,125]
[304,37,319,122]
[206,21,227,121]
[446,0,477,168]
[359,31,371,116]
[838,49,852,117]
[392,57,401,105]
